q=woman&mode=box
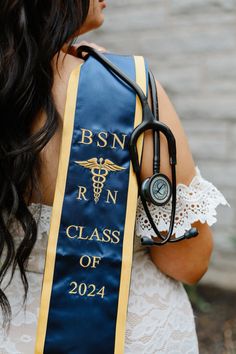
[0,1,228,353]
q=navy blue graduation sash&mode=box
[35,53,148,354]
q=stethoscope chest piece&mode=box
[141,173,172,206]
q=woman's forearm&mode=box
[149,221,214,285]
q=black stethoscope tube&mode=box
[149,70,160,175]
[76,46,198,246]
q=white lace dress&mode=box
[0,167,228,354]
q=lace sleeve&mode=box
[135,166,230,239]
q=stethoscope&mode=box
[77,46,199,246]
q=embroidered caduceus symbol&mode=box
[75,157,126,204]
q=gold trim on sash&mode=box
[114,56,147,354]
[34,62,83,354]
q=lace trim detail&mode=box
[135,166,230,239]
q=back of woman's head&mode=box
[0,0,90,329]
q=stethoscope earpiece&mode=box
[141,227,199,246]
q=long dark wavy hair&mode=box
[0,0,90,329]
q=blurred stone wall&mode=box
[82,0,236,289]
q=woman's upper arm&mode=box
[140,80,196,185]
[139,79,214,285]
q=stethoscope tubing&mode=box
[76,46,195,246]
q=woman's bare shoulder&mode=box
[28,53,84,206]
[52,51,84,119]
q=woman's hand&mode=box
[141,80,214,286]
